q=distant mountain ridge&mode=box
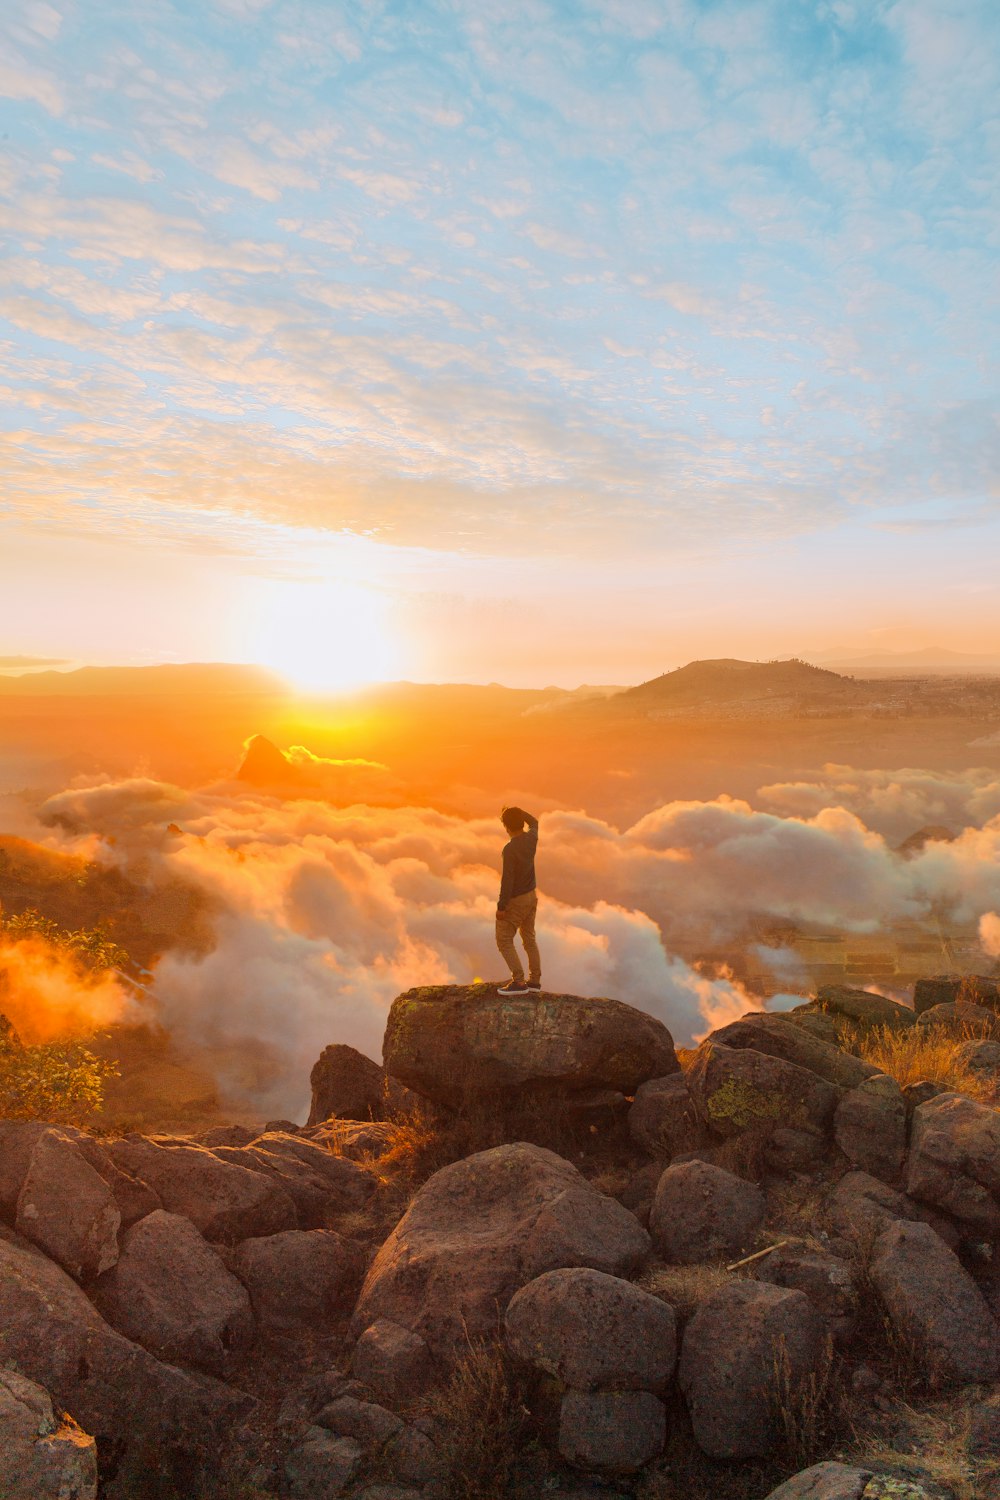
[612,657,865,710]
[822,647,1000,674]
[0,662,286,696]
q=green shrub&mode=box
[0,1033,117,1123]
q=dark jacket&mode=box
[498,811,538,911]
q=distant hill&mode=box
[609,658,866,712]
[823,647,1000,675]
[0,662,287,696]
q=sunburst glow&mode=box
[245,580,403,694]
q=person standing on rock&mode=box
[496,805,541,996]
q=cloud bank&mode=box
[16,761,1000,1116]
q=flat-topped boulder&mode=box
[382,985,678,1106]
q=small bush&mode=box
[415,1339,537,1500]
[849,1022,992,1100]
[0,1035,118,1123]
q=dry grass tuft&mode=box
[772,1333,842,1466]
[847,1021,994,1101]
[414,1339,538,1500]
[636,1260,739,1321]
[848,1394,981,1500]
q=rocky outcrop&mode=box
[504,1267,676,1391]
[649,1159,765,1264]
[687,1041,841,1139]
[0,1225,251,1484]
[91,1210,253,1375]
[678,1281,825,1459]
[351,1142,649,1359]
[382,985,678,1106]
[906,1092,1000,1234]
[870,1220,999,1385]
[0,1365,98,1500]
[234,1229,355,1335]
[107,1136,298,1242]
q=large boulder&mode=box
[351,1143,650,1359]
[833,1075,906,1184]
[914,975,1000,1015]
[706,1013,877,1090]
[106,1136,297,1242]
[870,1220,999,1385]
[906,1092,1000,1234]
[233,1229,355,1335]
[686,1041,841,1140]
[0,1365,98,1500]
[628,1073,703,1159]
[308,1043,414,1125]
[91,1210,253,1375]
[678,1281,825,1459]
[382,985,678,1106]
[0,1225,252,1484]
[813,985,915,1033]
[558,1389,665,1473]
[649,1159,765,1264]
[14,1129,120,1282]
[504,1267,676,1392]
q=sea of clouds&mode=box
[4,762,1000,1117]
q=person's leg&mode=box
[495,905,524,981]
[515,892,541,986]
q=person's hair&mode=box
[501,806,525,834]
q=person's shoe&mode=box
[524,980,542,992]
[497,979,528,995]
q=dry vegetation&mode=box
[411,1340,543,1500]
[846,1021,994,1100]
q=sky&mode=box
[1,0,998,687]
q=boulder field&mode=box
[4,978,1000,1498]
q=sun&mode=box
[246,579,403,694]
